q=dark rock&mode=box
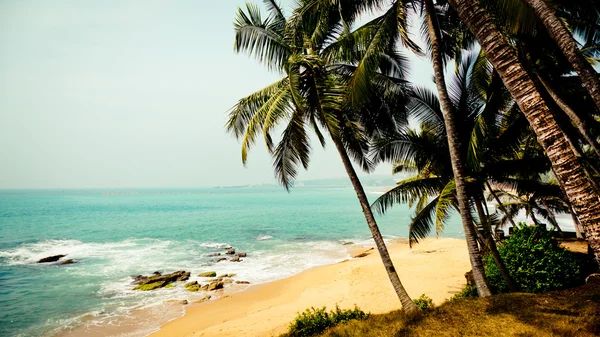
[133,270,190,291]
[235,252,247,258]
[235,281,251,284]
[586,273,600,285]
[184,281,198,287]
[341,242,354,246]
[37,254,67,263]
[222,278,234,284]
[230,256,242,262]
[59,259,76,265]
[216,258,227,263]
[132,275,149,285]
[226,249,236,255]
[223,246,233,250]
[207,253,221,257]
[185,281,201,292]
[177,272,191,282]
[217,273,236,278]
[153,271,162,276]
[352,248,374,258]
[207,281,224,291]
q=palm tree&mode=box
[519,0,600,112]
[446,0,600,266]
[422,0,491,296]
[227,1,418,312]
[372,52,530,293]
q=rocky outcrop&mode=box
[165,299,188,305]
[226,248,236,255]
[230,256,242,262]
[37,255,67,263]
[132,270,190,291]
[217,273,236,278]
[59,259,76,265]
[198,271,217,277]
[185,281,201,292]
[207,253,221,257]
[207,281,224,291]
[235,281,251,284]
[216,258,227,263]
[352,248,374,258]
[196,295,211,303]
[153,271,162,276]
[235,252,247,258]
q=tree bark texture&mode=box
[447,0,600,266]
[522,0,600,113]
[425,0,492,297]
[331,137,418,312]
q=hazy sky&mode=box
[0,0,433,188]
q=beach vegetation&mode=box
[484,224,585,294]
[449,284,478,301]
[283,305,369,337]
[412,294,434,311]
[313,283,600,336]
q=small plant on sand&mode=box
[484,224,584,293]
[450,284,478,301]
[413,294,434,311]
[283,305,369,337]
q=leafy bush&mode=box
[413,294,434,310]
[484,224,584,293]
[450,284,478,301]
[284,305,370,337]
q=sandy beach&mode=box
[149,238,471,337]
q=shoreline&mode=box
[149,237,471,337]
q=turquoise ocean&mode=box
[0,187,467,337]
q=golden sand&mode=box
[149,238,471,337]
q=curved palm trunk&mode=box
[447,0,600,267]
[331,137,418,313]
[541,200,562,232]
[486,181,517,228]
[424,0,492,297]
[522,0,600,112]
[537,75,600,159]
[474,198,519,292]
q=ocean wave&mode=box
[2,237,352,337]
[255,234,273,241]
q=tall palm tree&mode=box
[422,0,491,296]
[519,0,600,112]
[227,1,418,312]
[446,0,600,266]
[372,52,532,293]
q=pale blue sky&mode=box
[0,0,433,188]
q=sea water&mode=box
[0,187,467,337]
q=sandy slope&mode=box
[149,238,471,337]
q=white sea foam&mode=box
[255,234,273,241]
[2,237,352,337]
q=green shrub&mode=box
[450,284,478,301]
[413,294,434,310]
[484,224,584,294]
[284,305,369,337]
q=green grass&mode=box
[310,284,600,337]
